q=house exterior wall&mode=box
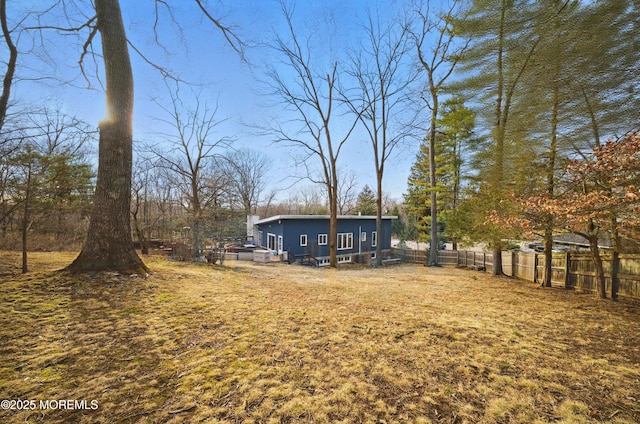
[255,215,394,263]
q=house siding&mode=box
[255,215,394,262]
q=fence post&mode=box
[512,251,516,277]
[564,251,571,288]
[533,253,538,284]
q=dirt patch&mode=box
[1,252,639,423]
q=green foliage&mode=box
[0,108,96,250]
[7,145,94,237]
[354,185,377,215]
[390,205,405,238]
[443,0,639,251]
[404,97,476,245]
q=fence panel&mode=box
[438,250,459,266]
[391,247,426,264]
[513,252,536,281]
[619,256,640,298]
[550,253,569,288]
[391,247,640,301]
[502,252,513,277]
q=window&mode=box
[372,231,377,247]
[300,234,307,246]
[318,234,328,245]
[267,233,276,250]
[337,233,353,250]
[361,232,367,242]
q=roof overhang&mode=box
[255,215,397,225]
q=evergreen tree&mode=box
[453,0,543,273]
[435,97,476,249]
[11,145,94,271]
[390,205,406,238]
[405,97,476,249]
[451,0,638,275]
[354,185,377,216]
[404,140,430,243]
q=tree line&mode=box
[1,1,637,279]
[404,0,639,300]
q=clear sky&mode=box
[6,0,430,202]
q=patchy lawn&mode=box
[1,252,639,424]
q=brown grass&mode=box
[1,252,639,423]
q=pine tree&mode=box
[354,185,377,216]
[453,0,542,273]
[404,97,476,249]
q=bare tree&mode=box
[0,0,18,134]
[337,169,358,215]
[224,148,271,214]
[266,3,359,268]
[150,85,232,260]
[289,184,327,215]
[16,0,245,273]
[257,188,278,218]
[66,0,147,274]
[343,9,414,265]
[410,0,469,266]
[131,155,158,255]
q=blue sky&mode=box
[6,0,434,202]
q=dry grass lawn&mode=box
[1,252,639,423]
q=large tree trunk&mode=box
[21,161,31,274]
[542,227,553,287]
[610,215,620,301]
[328,165,339,268]
[492,249,503,276]
[0,0,17,132]
[586,224,606,299]
[542,78,560,287]
[590,242,607,300]
[67,0,147,274]
[329,200,338,268]
[428,128,439,267]
[375,171,383,267]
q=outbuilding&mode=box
[247,215,396,266]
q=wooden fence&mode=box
[391,247,640,301]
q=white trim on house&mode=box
[315,253,353,266]
[267,233,276,250]
[337,233,353,250]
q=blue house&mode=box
[248,215,396,266]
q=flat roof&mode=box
[255,215,397,225]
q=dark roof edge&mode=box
[255,215,397,225]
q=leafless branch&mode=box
[194,0,247,61]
